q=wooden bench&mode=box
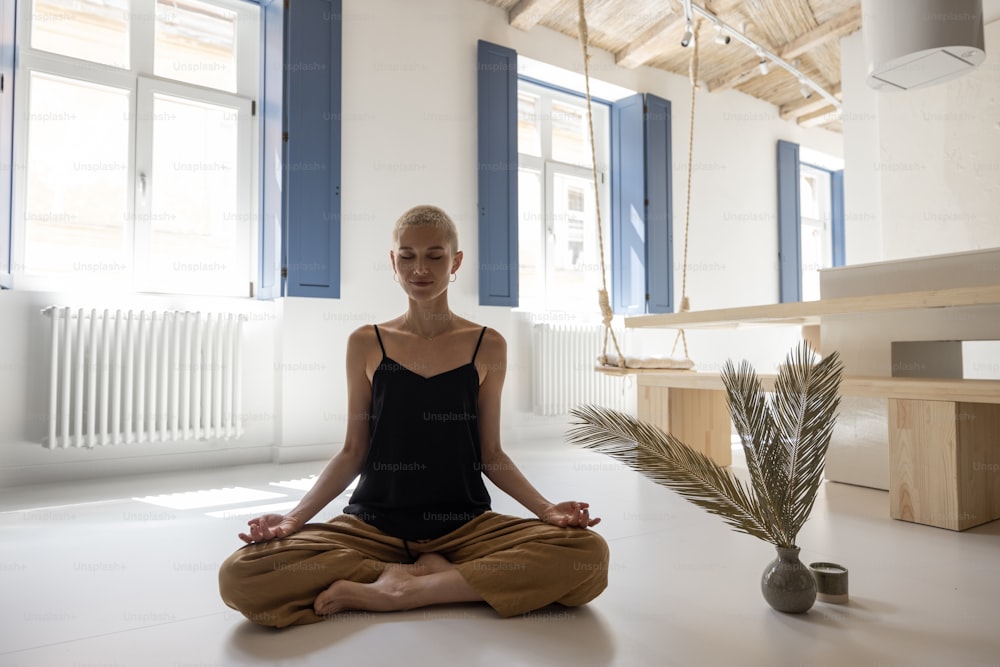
[596,368,1000,531]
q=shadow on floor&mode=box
[225,602,616,664]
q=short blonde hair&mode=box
[393,205,459,253]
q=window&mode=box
[777,141,845,302]
[12,0,259,296]
[800,164,832,301]
[477,41,673,314]
[516,81,611,313]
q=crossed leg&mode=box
[221,513,608,626]
[314,552,482,615]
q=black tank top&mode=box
[343,324,492,540]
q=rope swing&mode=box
[577,0,696,371]
[670,16,701,362]
[576,0,625,368]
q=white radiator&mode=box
[41,307,243,448]
[531,322,630,416]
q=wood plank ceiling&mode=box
[480,0,863,133]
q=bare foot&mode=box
[313,553,481,617]
[314,567,412,616]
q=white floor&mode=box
[1,436,998,667]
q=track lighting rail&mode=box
[680,0,842,112]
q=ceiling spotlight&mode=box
[681,21,694,48]
[713,23,730,45]
[799,78,812,99]
[754,47,768,74]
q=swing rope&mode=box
[577,0,625,368]
[576,1,698,368]
[670,18,701,361]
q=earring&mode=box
[392,273,398,282]
[449,273,457,283]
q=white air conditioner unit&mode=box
[862,0,986,90]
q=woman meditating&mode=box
[218,205,609,627]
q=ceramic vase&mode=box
[760,546,816,613]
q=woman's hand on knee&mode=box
[239,513,303,544]
[539,501,601,529]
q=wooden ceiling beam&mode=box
[612,2,740,74]
[706,57,763,92]
[508,0,562,31]
[614,13,686,69]
[796,105,840,128]
[779,5,862,61]
[706,62,759,92]
[704,0,747,14]
[780,83,841,120]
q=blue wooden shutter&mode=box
[0,0,14,288]
[831,168,845,267]
[257,0,284,299]
[644,94,672,313]
[777,139,801,303]
[610,93,645,314]
[280,0,342,298]
[477,40,518,307]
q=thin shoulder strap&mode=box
[373,324,387,357]
[471,326,487,363]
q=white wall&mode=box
[0,0,849,486]
[840,30,884,265]
[842,19,1000,262]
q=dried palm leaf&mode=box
[568,342,843,548]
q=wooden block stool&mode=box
[889,399,1000,531]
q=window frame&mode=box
[9,0,259,296]
[515,77,612,315]
[0,0,13,289]
[133,74,254,296]
[799,162,833,302]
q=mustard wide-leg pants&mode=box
[218,511,609,627]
